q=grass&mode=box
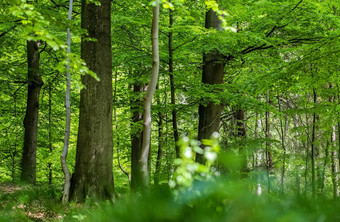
[0,183,67,221]
[1,179,340,222]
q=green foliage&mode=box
[0,0,340,220]
[170,135,219,190]
[0,184,67,221]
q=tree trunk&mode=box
[168,8,180,158]
[130,83,145,190]
[330,88,339,199]
[277,94,287,197]
[48,84,53,184]
[21,40,43,184]
[61,0,73,203]
[70,0,114,202]
[196,6,225,163]
[321,141,329,194]
[154,84,163,185]
[311,89,317,197]
[265,92,272,193]
[234,109,247,173]
[139,2,160,188]
[331,125,339,199]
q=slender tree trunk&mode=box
[130,82,145,190]
[70,0,114,202]
[234,109,247,173]
[303,111,310,197]
[331,142,339,199]
[196,6,225,163]
[277,94,287,196]
[154,84,163,185]
[337,86,340,173]
[168,8,180,158]
[48,84,53,184]
[61,0,73,203]
[21,40,43,184]
[12,96,18,182]
[311,89,317,197]
[139,3,160,188]
[331,89,339,199]
[293,113,301,196]
[321,141,329,194]
[265,92,272,193]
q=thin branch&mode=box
[173,36,199,51]
[264,0,303,38]
[11,82,27,97]
[0,25,19,38]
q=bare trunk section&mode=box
[196,6,225,163]
[311,89,317,197]
[139,3,160,188]
[320,141,329,194]
[168,9,180,159]
[330,88,339,198]
[70,0,114,202]
[234,109,247,173]
[154,84,163,185]
[331,125,339,199]
[265,92,272,193]
[277,94,287,196]
[21,40,43,184]
[130,83,145,190]
[61,0,73,203]
[48,84,53,184]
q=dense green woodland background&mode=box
[0,0,340,221]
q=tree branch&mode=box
[0,25,19,38]
[173,36,199,51]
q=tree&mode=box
[61,0,73,203]
[138,1,160,188]
[131,82,145,190]
[196,4,225,163]
[70,0,114,202]
[21,39,43,184]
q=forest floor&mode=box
[0,183,67,221]
[2,181,340,222]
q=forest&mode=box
[0,0,340,221]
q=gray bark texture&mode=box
[21,40,43,184]
[61,0,73,203]
[139,3,160,188]
[196,7,224,163]
[70,0,114,202]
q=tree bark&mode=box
[321,141,329,194]
[330,89,339,198]
[130,83,145,190]
[21,40,43,184]
[234,109,247,174]
[70,0,114,202]
[154,84,163,185]
[331,125,339,199]
[311,89,317,197]
[265,92,272,193]
[196,6,225,163]
[277,94,287,197]
[61,0,73,203]
[48,84,53,184]
[168,8,180,158]
[139,3,160,188]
